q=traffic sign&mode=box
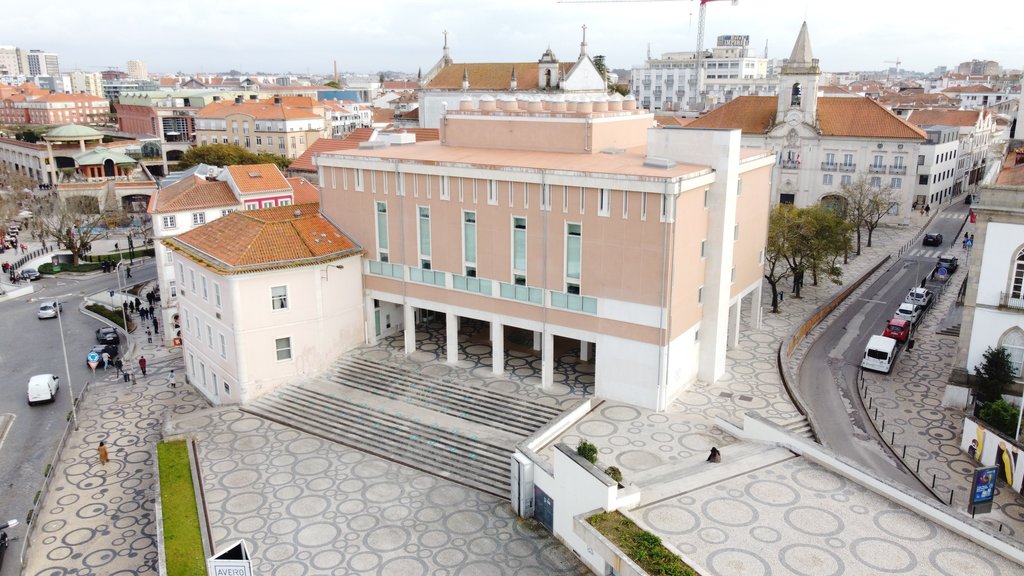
[87,351,100,363]
[937,267,948,279]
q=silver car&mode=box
[37,301,63,319]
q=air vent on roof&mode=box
[644,156,677,169]
[294,208,302,217]
[601,148,626,155]
[248,172,262,178]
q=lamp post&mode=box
[115,259,129,335]
[127,234,135,265]
[54,295,79,430]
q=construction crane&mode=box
[558,0,738,112]
[884,57,902,82]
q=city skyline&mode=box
[4,0,1018,77]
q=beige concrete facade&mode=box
[317,101,774,410]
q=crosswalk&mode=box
[905,247,953,259]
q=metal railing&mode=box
[999,292,1024,311]
[868,165,887,174]
[838,163,857,172]
[820,162,838,171]
[889,165,907,175]
[780,160,800,169]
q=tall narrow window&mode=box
[1011,249,1024,299]
[513,217,527,284]
[463,211,477,275]
[641,192,648,221]
[271,286,288,310]
[579,187,586,214]
[418,206,431,268]
[375,201,389,261]
[541,184,551,211]
[354,168,364,191]
[488,180,497,205]
[562,185,569,213]
[566,223,582,293]
[622,191,629,218]
[598,188,610,217]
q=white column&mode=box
[403,304,416,355]
[751,282,763,330]
[446,312,459,364]
[491,321,504,376]
[532,331,542,351]
[541,331,555,391]
[729,300,740,348]
[580,340,589,362]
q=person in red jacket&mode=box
[138,356,147,376]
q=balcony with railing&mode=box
[821,162,838,172]
[868,164,887,174]
[780,160,800,169]
[453,274,493,296]
[889,165,907,175]
[838,163,857,173]
[368,260,404,279]
[1000,292,1024,311]
[409,267,446,287]
[499,282,544,305]
[550,291,598,314]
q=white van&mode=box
[861,335,899,374]
[27,374,59,405]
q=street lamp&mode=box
[115,260,129,335]
[54,294,79,431]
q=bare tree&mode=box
[838,176,897,254]
[31,194,107,266]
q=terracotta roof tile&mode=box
[150,176,238,213]
[225,164,291,194]
[197,100,321,121]
[687,95,927,139]
[906,109,981,127]
[289,133,371,172]
[425,62,572,91]
[942,84,996,93]
[166,203,362,273]
[287,177,320,203]
[372,108,395,123]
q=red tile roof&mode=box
[149,176,238,214]
[687,95,927,139]
[225,164,291,195]
[906,109,982,128]
[287,177,320,203]
[425,62,573,91]
[165,203,362,273]
[197,99,321,120]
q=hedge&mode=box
[82,247,155,263]
[39,262,102,274]
[158,441,206,575]
[85,303,134,332]
[588,511,696,576]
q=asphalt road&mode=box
[0,260,155,573]
[797,202,970,494]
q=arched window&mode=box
[790,83,802,106]
[1011,248,1024,299]
[1000,329,1024,377]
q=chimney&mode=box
[213,95,221,102]
[274,96,281,105]
[234,96,243,104]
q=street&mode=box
[0,259,155,575]
[798,203,970,494]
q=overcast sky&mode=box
[6,0,1018,76]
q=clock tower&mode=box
[775,22,820,128]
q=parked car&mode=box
[882,318,912,343]
[95,327,120,345]
[87,344,119,366]
[37,301,63,319]
[19,267,40,281]
[936,254,959,275]
[922,232,943,247]
[965,194,979,205]
[904,287,934,309]
[27,374,59,405]
[894,302,922,324]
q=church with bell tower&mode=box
[688,21,927,212]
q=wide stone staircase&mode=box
[245,355,565,499]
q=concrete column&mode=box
[364,295,378,345]
[751,282,763,330]
[403,304,416,355]
[541,331,555,391]
[446,312,459,364]
[532,331,542,351]
[729,300,740,348]
[580,340,589,362]
[45,141,56,185]
[491,321,504,375]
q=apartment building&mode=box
[687,22,926,210]
[911,125,960,207]
[631,35,776,112]
[907,108,998,201]
[195,96,326,158]
[322,99,372,136]
[25,50,59,77]
[315,93,774,411]
[65,71,104,97]
[0,87,109,126]
[126,60,148,81]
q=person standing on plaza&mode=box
[153,317,159,333]
[138,356,147,376]
[114,358,123,375]
[98,441,109,465]
[126,265,132,279]
[169,370,176,388]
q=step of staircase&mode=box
[330,356,562,435]
[780,415,815,439]
[244,384,513,498]
[937,324,961,337]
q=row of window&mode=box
[822,174,902,189]
[824,153,906,168]
[918,167,959,186]
[161,202,295,230]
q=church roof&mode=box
[424,62,573,91]
[788,21,814,64]
[687,95,927,140]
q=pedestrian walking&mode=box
[134,297,141,310]
[126,266,132,279]
[169,370,176,388]
[138,356,147,376]
[146,291,154,307]
[98,441,109,465]
[140,307,147,321]
[925,204,931,216]
[114,358,123,374]
[146,328,152,343]
[153,317,159,333]
[114,242,118,252]
[101,351,110,369]
[129,301,135,314]
[123,368,131,383]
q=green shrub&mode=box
[81,247,155,263]
[605,466,623,484]
[43,464,51,477]
[158,441,206,575]
[588,512,696,576]
[577,439,598,464]
[979,399,1019,437]
[85,303,134,332]
[39,262,102,274]
[976,347,1017,402]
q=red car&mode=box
[883,318,911,343]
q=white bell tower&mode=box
[775,22,821,127]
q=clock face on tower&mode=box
[785,109,803,127]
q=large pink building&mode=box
[316,95,775,410]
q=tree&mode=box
[838,177,898,254]
[975,346,1016,402]
[807,204,852,286]
[31,193,109,266]
[593,55,608,82]
[324,80,342,89]
[763,204,849,308]
[763,205,795,313]
[979,399,1018,437]
[177,143,291,171]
